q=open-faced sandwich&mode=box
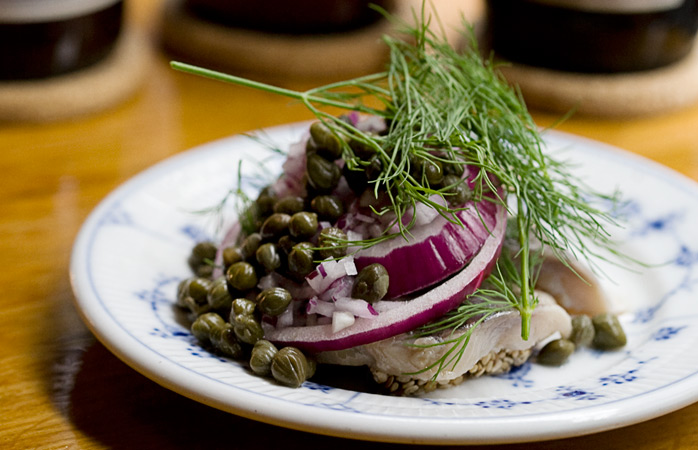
[173,9,627,394]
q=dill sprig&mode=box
[407,251,528,377]
[171,5,622,363]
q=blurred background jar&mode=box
[486,0,698,72]
[183,0,393,34]
[0,0,124,80]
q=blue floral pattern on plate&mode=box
[70,126,698,445]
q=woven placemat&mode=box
[160,0,483,82]
[0,28,150,123]
[498,38,698,118]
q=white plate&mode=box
[71,123,698,445]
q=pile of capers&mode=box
[178,260,317,387]
[536,312,627,366]
[176,120,399,388]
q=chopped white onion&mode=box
[306,257,355,294]
[276,306,294,328]
[342,255,357,276]
[332,311,356,333]
[306,297,335,317]
[354,213,375,223]
[319,276,352,302]
[334,297,378,319]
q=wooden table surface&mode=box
[2,2,698,449]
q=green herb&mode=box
[188,160,250,234]
[171,5,622,372]
[408,249,530,377]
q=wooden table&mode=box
[2,2,697,449]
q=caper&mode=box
[249,340,278,376]
[427,162,445,185]
[537,338,576,366]
[411,156,444,186]
[289,211,318,239]
[188,278,212,301]
[187,241,217,276]
[256,242,282,273]
[444,161,465,177]
[217,325,243,358]
[189,241,217,263]
[257,287,292,316]
[349,134,377,160]
[207,277,233,310]
[592,313,627,350]
[176,279,188,306]
[277,235,297,255]
[231,298,257,318]
[570,315,595,347]
[309,121,343,160]
[255,186,276,216]
[240,233,262,258]
[222,246,245,268]
[232,314,265,345]
[365,155,383,181]
[443,174,472,205]
[306,135,319,154]
[305,356,317,379]
[177,277,213,315]
[352,263,389,303]
[273,196,305,215]
[176,277,205,306]
[191,312,226,345]
[310,195,344,222]
[422,160,444,186]
[271,347,311,388]
[288,242,315,277]
[318,227,347,260]
[342,163,368,194]
[226,261,258,292]
[199,265,215,278]
[260,213,291,240]
[306,153,341,191]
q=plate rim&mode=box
[69,124,698,445]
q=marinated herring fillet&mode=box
[316,292,571,384]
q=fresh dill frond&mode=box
[189,159,258,236]
[171,4,624,376]
[406,239,540,377]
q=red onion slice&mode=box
[264,198,506,352]
[351,197,499,299]
[271,139,307,198]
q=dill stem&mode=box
[170,61,376,113]
[516,196,533,340]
